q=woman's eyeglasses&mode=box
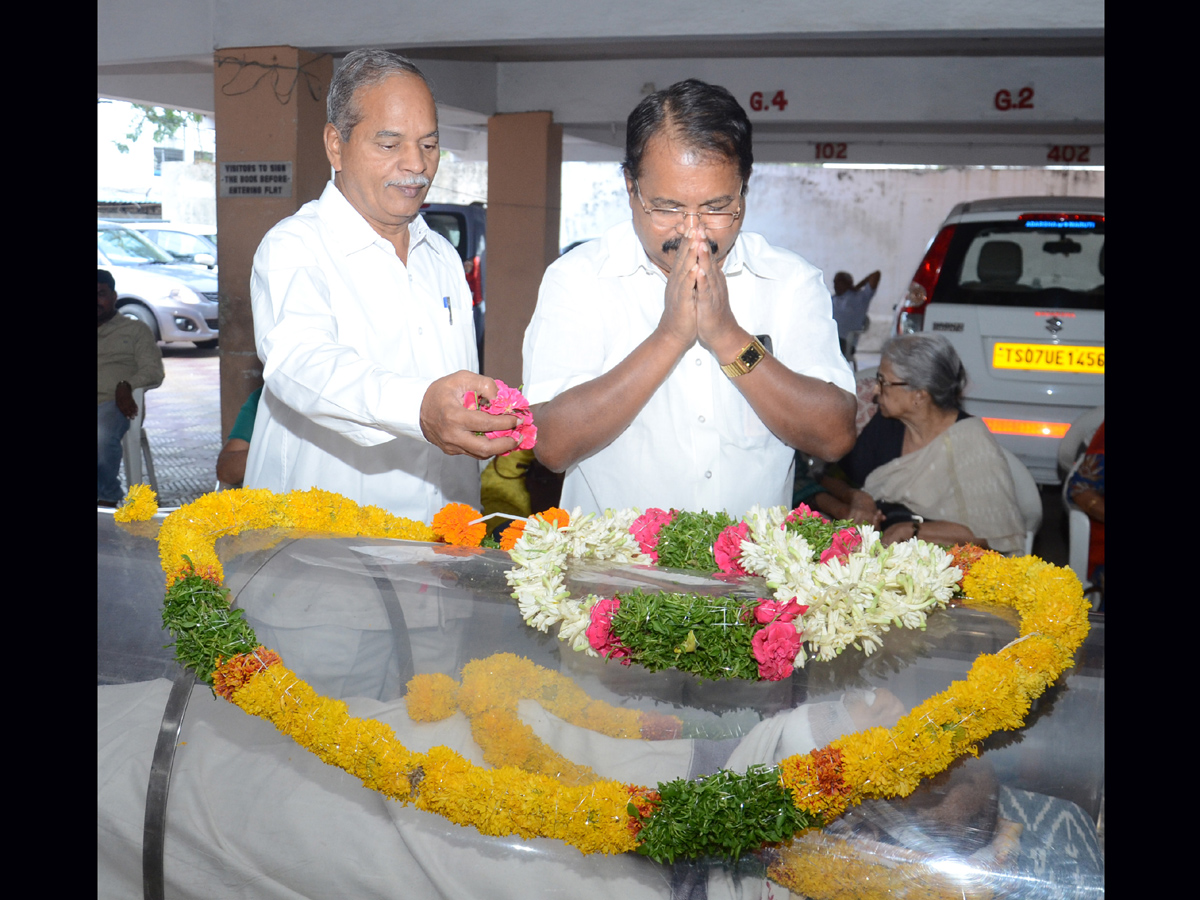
[875,373,910,390]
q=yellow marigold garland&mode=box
[766,552,1091,893]
[155,487,438,587]
[405,672,461,722]
[114,483,158,522]
[769,830,999,900]
[152,488,1090,879]
[406,654,680,786]
[222,657,639,854]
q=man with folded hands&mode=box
[522,79,856,516]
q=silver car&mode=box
[131,222,218,268]
[893,196,1104,484]
[98,220,220,347]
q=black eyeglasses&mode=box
[634,178,743,230]
[875,373,910,390]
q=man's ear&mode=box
[324,123,343,172]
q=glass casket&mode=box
[98,510,1104,899]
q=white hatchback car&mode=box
[894,196,1104,484]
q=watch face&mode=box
[740,344,763,367]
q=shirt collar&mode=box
[318,180,429,256]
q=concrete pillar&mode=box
[483,111,562,388]
[212,47,332,440]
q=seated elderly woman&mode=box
[813,333,1025,553]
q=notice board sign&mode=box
[220,161,293,197]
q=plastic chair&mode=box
[999,447,1042,556]
[1057,406,1104,479]
[121,387,159,494]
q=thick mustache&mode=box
[662,236,719,255]
[386,175,431,188]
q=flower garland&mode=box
[505,503,963,681]
[406,653,681,786]
[126,485,1091,876]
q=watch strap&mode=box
[720,337,768,378]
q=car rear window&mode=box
[422,212,468,260]
[934,219,1104,311]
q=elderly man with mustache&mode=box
[246,50,519,520]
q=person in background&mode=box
[813,333,1024,553]
[1067,421,1104,601]
[831,269,880,359]
[244,49,519,520]
[216,387,262,488]
[523,79,856,517]
[98,268,164,505]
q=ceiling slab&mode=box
[97,2,1103,166]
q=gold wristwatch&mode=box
[720,337,769,378]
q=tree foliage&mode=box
[114,104,204,154]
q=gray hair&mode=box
[328,49,432,141]
[882,333,968,410]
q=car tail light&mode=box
[896,225,956,334]
[981,417,1071,439]
[464,255,483,307]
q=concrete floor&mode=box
[126,342,1071,568]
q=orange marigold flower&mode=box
[499,519,527,551]
[431,503,487,547]
[625,786,661,837]
[534,507,570,528]
[211,646,282,700]
[639,710,683,740]
[947,543,996,584]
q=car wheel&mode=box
[120,304,160,341]
[193,338,219,349]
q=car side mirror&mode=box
[194,253,217,268]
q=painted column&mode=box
[212,46,332,442]
[483,111,562,387]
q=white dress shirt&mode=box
[522,221,854,517]
[245,181,481,521]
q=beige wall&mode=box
[744,166,1105,351]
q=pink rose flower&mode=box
[819,527,863,565]
[783,503,828,527]
[713,523,750,575]
[629,508,675,561]
[753,597,808,625]
[467,380,537,454]
[586,597,632,664]
[752,621,803,681]
[488,380,531,417]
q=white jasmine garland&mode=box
[504,506,962,670]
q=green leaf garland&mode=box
[610,588,762,681]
